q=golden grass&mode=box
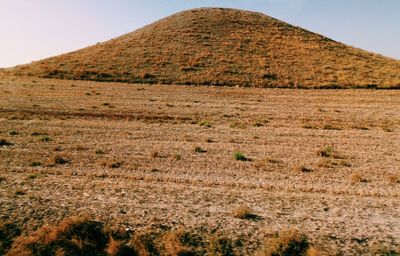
[8,8,400,88]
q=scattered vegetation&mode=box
[11,8,400,88]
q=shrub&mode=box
[30,161,42,167]
[294,165,314,173]
[259,229,310,256]
[95,149,105,155]
[8,130,18,135]
[7,216,109,256]
[233,206,259,220]
[199,120,212,128]
[28,174,38,180]
[350,173,367,184]
[0,221,21,255]
[0,139,13,147]
[233,151,250,161]
[40,136,52,142]
[194,147,207,153]
[53,155,70,165]
[317,145,334,158]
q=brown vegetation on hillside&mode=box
[8,8,400,88]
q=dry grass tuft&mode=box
[232,206,259,220]
[52,155,71,165]
[317,145,334,158]
[294,165,314,173]
[258,229,310,256]
[7,216,108,256]
[388,175,399,185]
[350,173,368,184]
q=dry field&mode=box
[0,77,399,255]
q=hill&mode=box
[9,8,400,88]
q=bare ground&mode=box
[0,77,399,255]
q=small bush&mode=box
[317,145,334,158]
[233,206,259,220]
[0,139,13,147]
[95,149,105,155]
[194,147,207,153]
[233,151,250,161]
[294,165,314,173]
[7,216,109,256]
[40,136,52,142]
[110,162,123,168]
[259,229,310,256]
[27,174,38,180]
[8,130,19,135]
[199,120,212,128]
[350,173,368,184]
[388,175,399,185]
[31,131,47,136]
[29,161,42,167]
[150,151,159,158]
[53,155,70,165]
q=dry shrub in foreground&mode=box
[258,229,315,256]
[0,221,21,255]
[5,216,321,256]
[7,216,113,256]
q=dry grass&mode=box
[8,8,400,88]
[258,229,311,256]
[0,77,399,255]
[232,206,259,220]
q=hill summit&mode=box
[11,8,400,88]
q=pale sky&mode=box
[1,0,399,68]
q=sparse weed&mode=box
[234,151,250,161]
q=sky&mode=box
[0,0,399,68]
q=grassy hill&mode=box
[9,8,400,88]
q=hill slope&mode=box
[10,8,400,88]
